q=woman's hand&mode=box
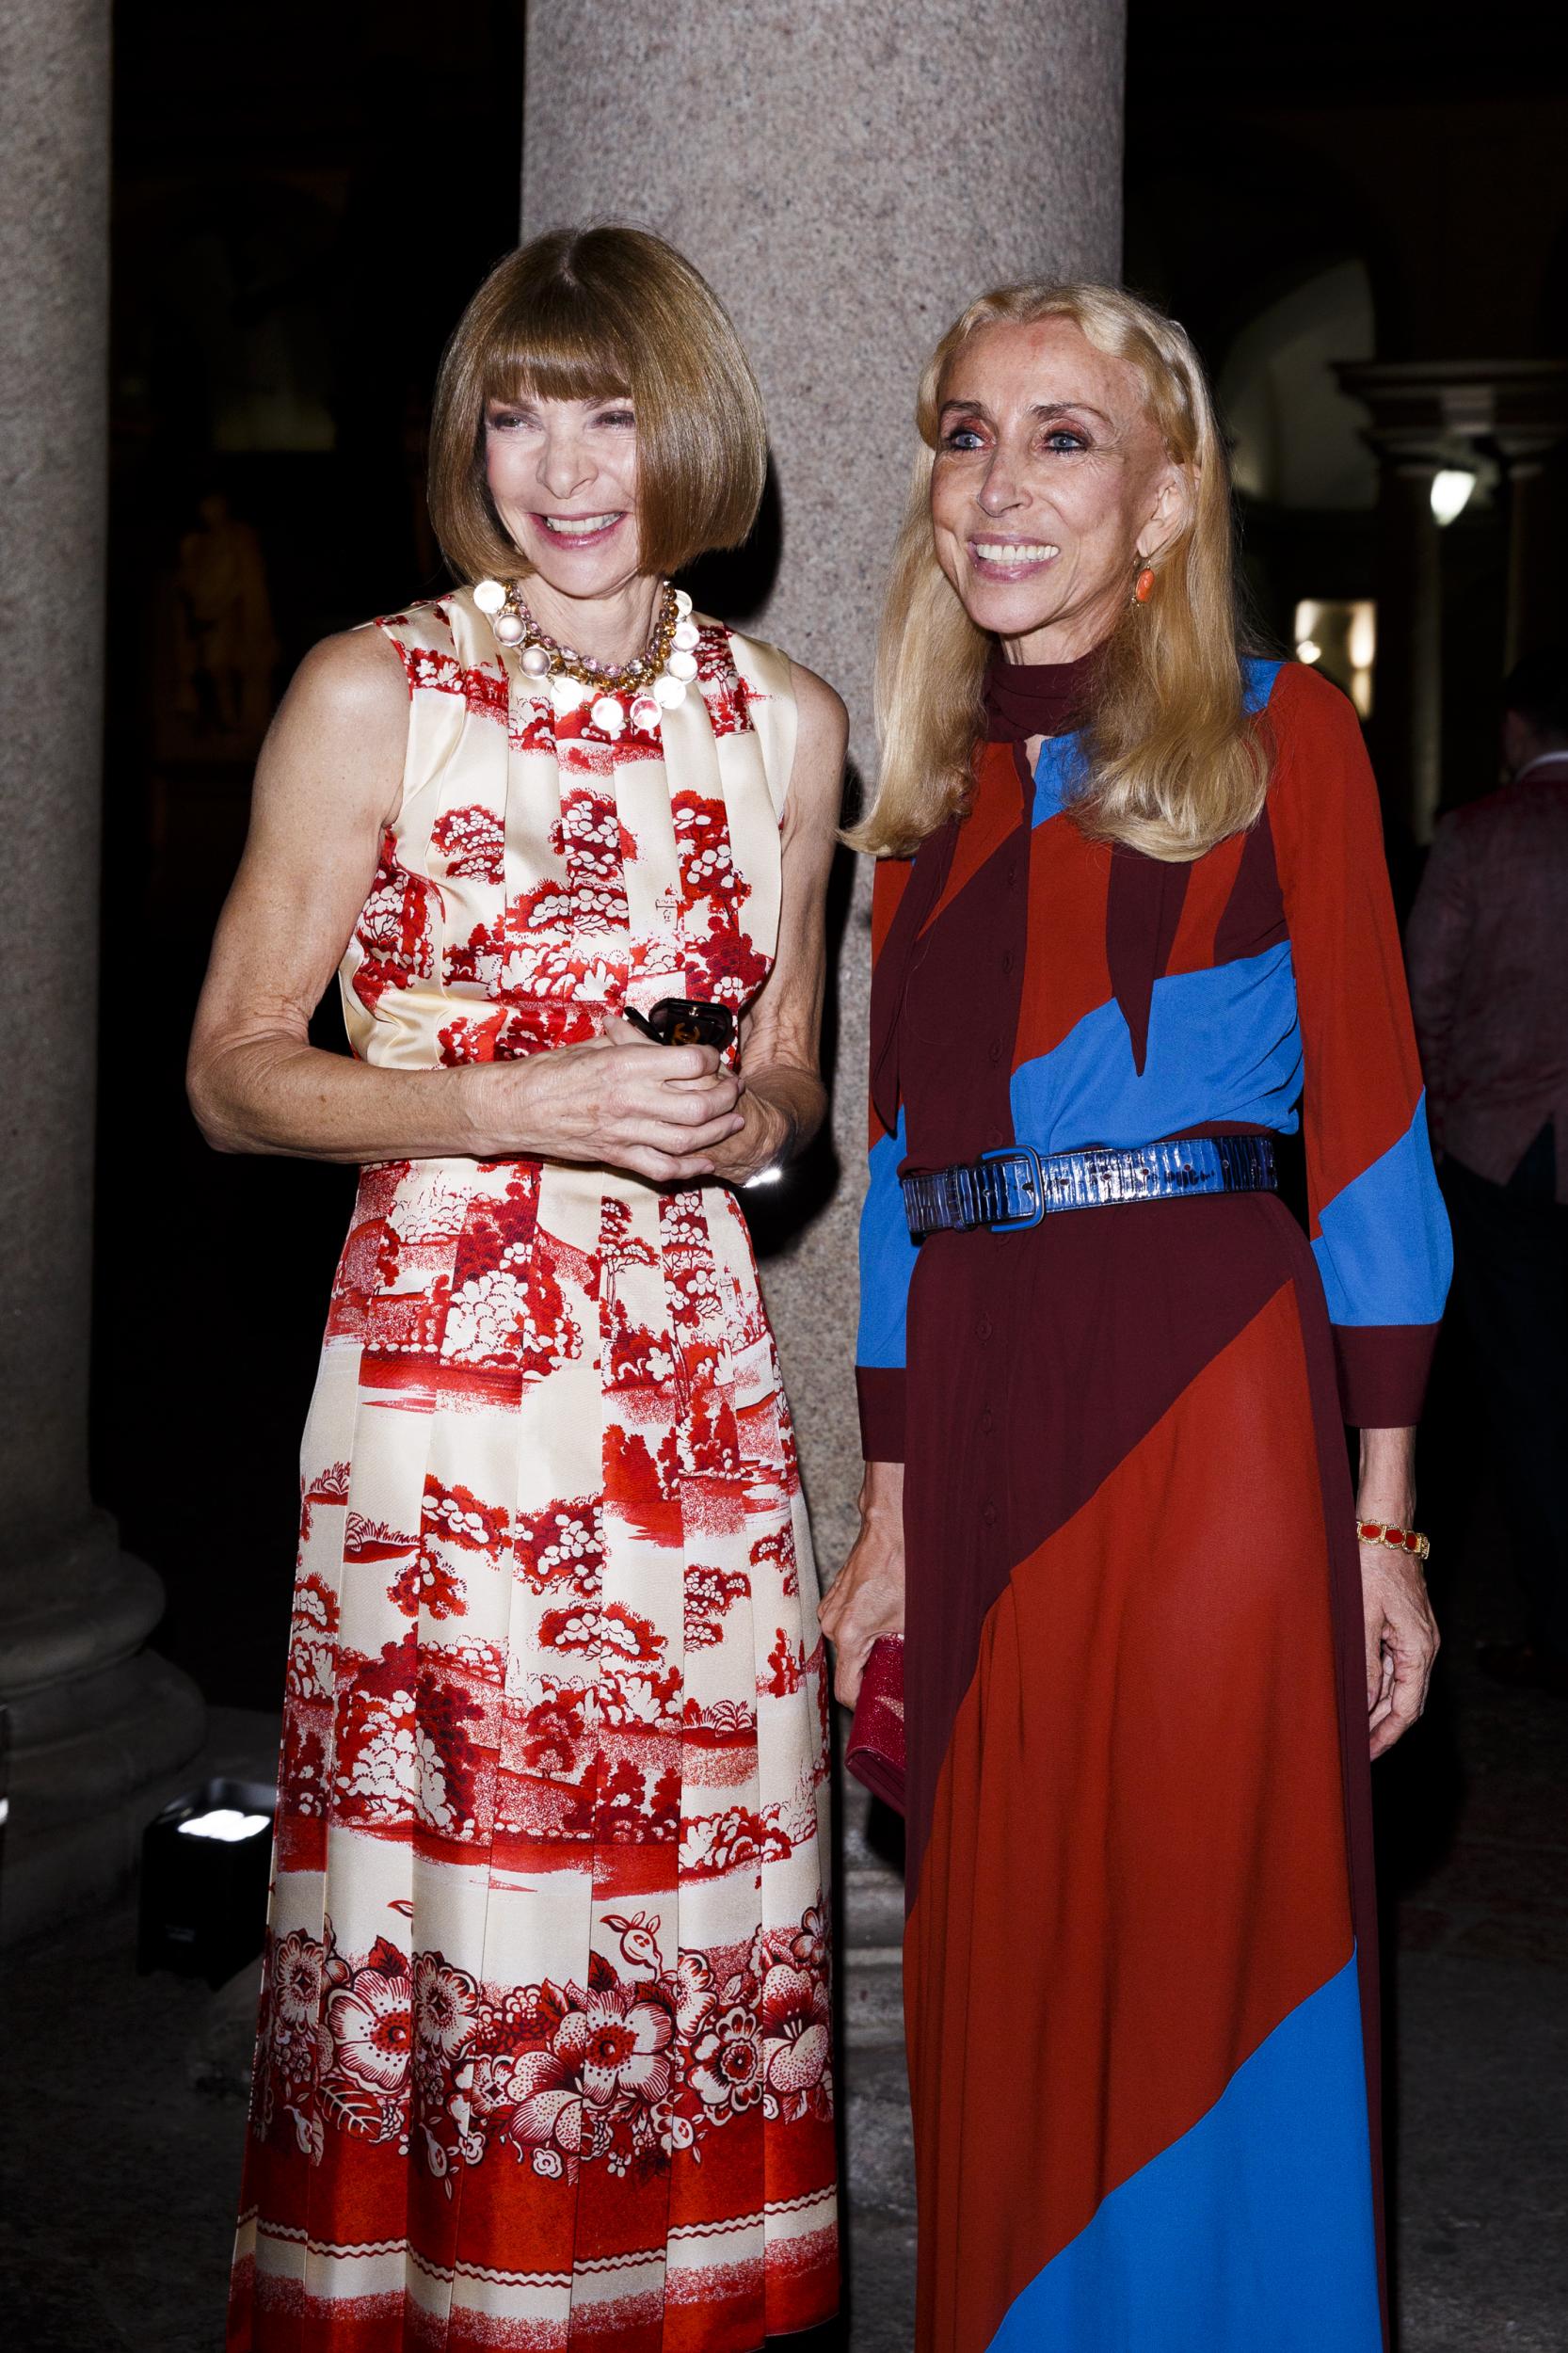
[819,1462,906,1709]
[1363,1541,1440,1758]
[488,1017,744,1184]
[1357,1425,1438,1758]
[701,1084,792,1188]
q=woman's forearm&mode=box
[1356,1425,1417,1521]
[188,1029,502,1164]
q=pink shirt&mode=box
[1406,752,1568,1202]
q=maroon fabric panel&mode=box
[1335,1321,1439,1429]
[869,821,957,1143]
[1214,808,1288,965]
[1105,848,1192,1076]
[982,648,1099,742]
[856,1368,907,1465]
[898,810,1030,1171]
[1295,1270,1391,2344]
[900,1190,1321,1907]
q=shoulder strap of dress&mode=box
[364,594,461,695]
[727,628,798,821]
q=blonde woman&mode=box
[190,225,844,2350]
[821,283,1450,2349]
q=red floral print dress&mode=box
[229,590,838,2353]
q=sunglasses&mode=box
[622,998,736,1052]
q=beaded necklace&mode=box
[473,576,700,732]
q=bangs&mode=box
[480,288,631,409]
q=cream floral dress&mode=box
[229,587,837,2353]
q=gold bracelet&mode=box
[1356,1517,1431,1563]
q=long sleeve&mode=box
[855,856,919,1462]
[1403,811,1476,1155]
[1268,664,1452,1427]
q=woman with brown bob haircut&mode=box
[823,280,1450,2348]
[192,224,846,2352]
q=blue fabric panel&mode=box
[985,1954,1381,2353]
[1241,655,1284,714]
[1030,659,1283,827]
[1009,945,1304,1154]
[1032,730,1088,825]
[1312,1091,1452,1327]
[856,1112,916,1369]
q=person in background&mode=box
[1407,648,1568,1697]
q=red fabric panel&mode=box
[1300,1273,1390,2347]
[900,1191,1315,1902]
[904,1278,1356,2353]
[1010,813,1113,1066]
[921,744,1022,931]
[1266,663,1428,1236]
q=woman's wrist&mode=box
[743,1085,793,1173]
[741,1064,824,1170]
[451,1056,542,1163]
[1355,1425,1416,1528]
[859,1459,905,1520]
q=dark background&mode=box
[94,0,1568,1713]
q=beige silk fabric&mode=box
[229,589,838,2353]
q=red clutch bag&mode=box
[845,1636,905,1814]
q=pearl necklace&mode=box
[472,576,700,733]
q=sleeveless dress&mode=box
[230,588,839,2353]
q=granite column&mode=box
[522,0,1127,2295]
[523,0,1125,1599]
[0,0,206,1941]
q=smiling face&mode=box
[930,316,1189,663]
[485,390,645,606]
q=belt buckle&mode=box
[979,1144,1046,1231]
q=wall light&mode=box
[1430,468,1477,527]
[1293,600,1376,718]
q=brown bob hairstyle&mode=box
[428,224,768,585]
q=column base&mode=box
[2,1513,208,1944]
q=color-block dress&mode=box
[230,588,838,2353]
[855,657,1450,2353]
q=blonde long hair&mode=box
[852,281,1269,862]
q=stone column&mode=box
[524,1,1126,2315]
[523,0,1125,1579]
[1371,447,1446,846]
[1497,433,1560,671]
[0,0,205,1942]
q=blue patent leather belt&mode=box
[900,1134,1277,1241]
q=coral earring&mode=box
[1134,566,1156,604]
